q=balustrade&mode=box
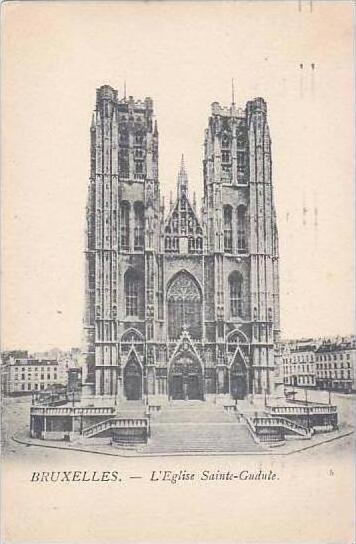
[30,405,116,417]
[268,404,336,416]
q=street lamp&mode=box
[305,387,310,432]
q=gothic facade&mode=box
[83,85,280,402]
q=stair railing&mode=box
[82,417,149,438]
[253,416,312,437]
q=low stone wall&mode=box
[112,427,147,446]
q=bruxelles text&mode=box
[30,469,278,484]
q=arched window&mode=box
[135,132,144,146]
[134,202,144,250]
[229,272,243,318]
[224,205,232,253]
[124,269,142,317]
[120,201,130,251]
[237,205,247,252]
[167,272,202,340]
[221,133,231,175]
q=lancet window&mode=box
[224,205,233,253]
[124,269,143,318]
[119,131,129,178]
[134,131,145,179]
[120,201,130,251]
[134,202,144,251]
[221,133,231,176]
[237,205,247,252]
[229,271,243,318]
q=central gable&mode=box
[163,157,203,254]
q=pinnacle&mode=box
[177,154,188,197]
[180,153,185,171]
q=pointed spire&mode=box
[169,191,173,210]
[231,78,235,106]
[193,191,197,211]
[124,80,127,99]
[177,154,188,198]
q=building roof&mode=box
[8,358,58,366]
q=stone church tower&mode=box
[83,85,280,402]
[202,98,280,397]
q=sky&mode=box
[1,1,354,351]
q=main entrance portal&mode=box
[169,357,203,400]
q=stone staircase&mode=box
[144,401,262,453]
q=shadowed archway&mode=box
[169,355,203,400]
[123,356,142,401]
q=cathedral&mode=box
[82,84,281,403]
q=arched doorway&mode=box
[230,359,248,400]
[169,356,203,400]
[123,357,142,400]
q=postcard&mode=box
[1,1,354,543]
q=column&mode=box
[147,367,155,395]
[129,205,135,253]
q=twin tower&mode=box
[83,84,280,403]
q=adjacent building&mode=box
[282,339,317,388]
[1,354,81,396]
[281,336,356,393]
[315,337,355,393]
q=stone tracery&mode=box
[167,272,202,340]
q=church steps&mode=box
[143,401,262,453]
[145,422,261,453]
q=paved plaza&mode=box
[1,390,354,461]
